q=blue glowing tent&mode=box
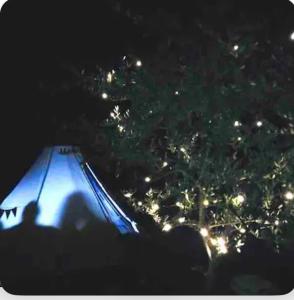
[0,146,139,234]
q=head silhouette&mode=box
[22,201,40,225]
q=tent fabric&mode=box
[0,146,138,234]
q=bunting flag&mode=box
[0,207,18,219]
[5,210,11,219]
[12,208,17,217]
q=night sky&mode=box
[1,0,294,200]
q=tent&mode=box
[0,145,139,234]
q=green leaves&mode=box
[92,41,294,253]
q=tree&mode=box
[87,33,294,256]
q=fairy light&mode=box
[145,177,151,183]
[256,121,263,127]
[203,199,209,207]
[124,192,133,198]
[117,125,124,133]
[180,147,186,153]
[284,191,294,200]
[107,72,113,83]
[136,60,142,67]
[234,120,241,127]
[240,228,246,234]
[175,91,179,95]
[178,217,185,223]
[275,220,280,226]
[176,202,184,209]
[237,137,242,141]
[151,203,159,212]
[162,223,172,232]
[162,161,168,168]
[233,45,239,51]
[216,237,228,254]
[200,227,209,238]
[232,194,246,206]
[290,32,294,41]
[101,92,108,99]
[210,238,217,246]
[137,201,143,206]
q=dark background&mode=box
[1,0,294,201]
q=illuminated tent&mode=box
[0,145,139,234]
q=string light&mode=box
[240,228,246,234]
[200,227,209,237]
[151,203,159,212]
[180,147,186,153]
[117,125,124,133]
[232,194,246,206]
[175,91,179,95]
[136,60,142,67]
[216,237,228,254]
[162,223,172,232]
[138,201,143,206]
[234,120,241,127]
[256,121,263,127]
[178,217,185,223]
[162,161,168,168]
[176,202,184,209]
[233,45,239,51]
[124,192,133,198]
[101,92,108,99]
[284,191,294,200]
[275,220,280,226]
[203,199,209,207]
[107,72,113,83]
[237,137,242,141]
[145,177,151,183]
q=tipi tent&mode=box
[0,145,139,234]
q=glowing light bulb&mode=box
[233,45,239,51]
[203,199,209,207]
[107,72,113,83]
[144,177,151,183]
[284,191,294,200]
[175,91,179,95]
[200,228,209,237]
[256,121,263,127]
[162,223,172,232]
[237,194,245,203]
[234,121,241,127]
[162,161,168,168]
[240,228,246,234]
[217,237,228,254]
[117,125,124,132]
[102,92,108,99]
[176,202,184,209]
[136,60,142,67]
[124,192,133,198]
[237,137,242,141]
[290,32,294,41]
[275,220,279,226]
[178,217,185,223]
[138,201,143,206]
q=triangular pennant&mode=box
[5,210,11,219]
[12,207,17,217]
[0,209,4,219]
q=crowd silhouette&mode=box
[0,200,293,295]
